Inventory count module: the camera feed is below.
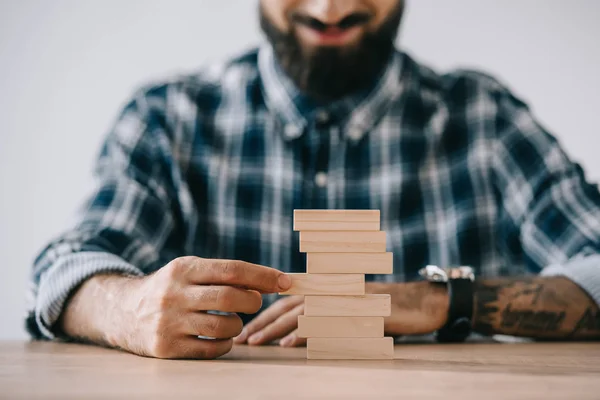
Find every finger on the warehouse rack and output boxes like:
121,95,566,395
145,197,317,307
279,330,307,348
183,286,262,314
247,304,304,346
233,296,303,344
154,337,233,360
182,312,243,339
178,257,292,293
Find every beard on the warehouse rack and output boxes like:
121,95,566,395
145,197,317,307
259,2,404,102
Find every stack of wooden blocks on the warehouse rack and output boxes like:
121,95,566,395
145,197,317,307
280,209,394,360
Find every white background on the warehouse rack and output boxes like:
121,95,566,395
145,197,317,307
1,0,599,339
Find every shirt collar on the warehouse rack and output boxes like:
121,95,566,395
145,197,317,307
258,44,405,142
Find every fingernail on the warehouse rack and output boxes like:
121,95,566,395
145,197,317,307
248,332,263,345
278,274,292,291
280,335,294,347
234,328,248,343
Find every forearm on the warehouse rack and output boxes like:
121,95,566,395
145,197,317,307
59,274,138,347
368,276,600,340
473,276,600,340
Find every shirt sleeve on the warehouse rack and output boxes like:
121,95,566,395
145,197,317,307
26,87,184,340
490,82,600,306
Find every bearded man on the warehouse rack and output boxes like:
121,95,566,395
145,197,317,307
28,0,600,359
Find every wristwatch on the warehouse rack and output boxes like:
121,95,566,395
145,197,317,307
418,265,475,343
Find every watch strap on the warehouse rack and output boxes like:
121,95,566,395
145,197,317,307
435,276,474,343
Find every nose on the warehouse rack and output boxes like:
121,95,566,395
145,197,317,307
300,0,365,25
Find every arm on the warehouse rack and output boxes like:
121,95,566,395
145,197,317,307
369,278,600,340
473,276,600,339
57,274,136,348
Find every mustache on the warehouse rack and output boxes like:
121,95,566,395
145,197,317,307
290,11,373,31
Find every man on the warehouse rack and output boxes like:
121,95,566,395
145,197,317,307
28,0,600,359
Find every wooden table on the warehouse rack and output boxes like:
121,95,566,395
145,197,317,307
1,341,599,399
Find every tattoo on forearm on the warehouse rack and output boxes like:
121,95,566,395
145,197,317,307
501,304,565,331
506,283,542,305
473,277,600,340
472,280,501,335
571,307,600,336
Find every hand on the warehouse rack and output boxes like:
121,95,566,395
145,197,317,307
61,256,291,359
233,295,306,347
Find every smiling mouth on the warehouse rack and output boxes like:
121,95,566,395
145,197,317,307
291,11,373,33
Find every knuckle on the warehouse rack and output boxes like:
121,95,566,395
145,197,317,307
219,261,241,283
200,286,220,307
204,315,223,336
162,256,204,286
215,287,235,311
188,317,205,339
164,258,185,279
273,298,292,313
273,314,287,327
165,256,197,280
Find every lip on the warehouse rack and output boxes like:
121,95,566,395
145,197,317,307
296,24,363,46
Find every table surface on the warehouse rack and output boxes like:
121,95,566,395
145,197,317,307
1,340,599,399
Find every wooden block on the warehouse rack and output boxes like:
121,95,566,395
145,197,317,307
297,316,384,338
279,274,365,295
306,252,393,274
304,295,391,317
294,210,380,231
307,337,394,360
299,231,386,253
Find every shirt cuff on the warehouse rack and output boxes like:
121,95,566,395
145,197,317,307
35,251,144,340
540,254,600,307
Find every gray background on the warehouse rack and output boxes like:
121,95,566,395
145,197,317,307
1,0,599,339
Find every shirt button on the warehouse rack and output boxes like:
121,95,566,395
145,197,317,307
315,111,330,125
284,124,302,139
315,172,328,188
348,127,363,141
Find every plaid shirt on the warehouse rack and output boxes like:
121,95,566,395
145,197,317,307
27,45,600,339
